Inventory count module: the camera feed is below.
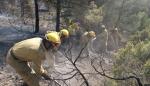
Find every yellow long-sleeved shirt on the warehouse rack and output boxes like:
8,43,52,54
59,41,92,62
12,37,47,75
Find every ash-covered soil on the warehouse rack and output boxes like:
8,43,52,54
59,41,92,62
0,51,113,86
0,65,22,86
0,64,61,86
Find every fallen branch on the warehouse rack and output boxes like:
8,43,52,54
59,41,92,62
91,61,143,86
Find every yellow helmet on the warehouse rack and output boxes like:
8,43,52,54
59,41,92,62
88,31,96,38
101,25,106,28
60,29,69,38
45,32,61,44
83,31,88,36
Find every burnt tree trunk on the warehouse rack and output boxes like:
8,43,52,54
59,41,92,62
34,0,39,33
20,0,24,18
19,0,25,24
56,0,61,32
114,0,125,28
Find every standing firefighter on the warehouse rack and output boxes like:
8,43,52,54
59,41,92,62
80,31,96,56
6,29,69,86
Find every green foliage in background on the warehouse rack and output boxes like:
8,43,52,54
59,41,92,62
113,28,150,85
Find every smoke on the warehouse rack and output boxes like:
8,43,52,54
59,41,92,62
43,51,55,74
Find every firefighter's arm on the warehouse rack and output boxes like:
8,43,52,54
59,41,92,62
32,60,51,80
32,60,47,75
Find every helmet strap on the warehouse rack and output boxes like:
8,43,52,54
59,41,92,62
42,38,53,50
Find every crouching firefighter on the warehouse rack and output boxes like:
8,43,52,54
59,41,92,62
6,29,69,86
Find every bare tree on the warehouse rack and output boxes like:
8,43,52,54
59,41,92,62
34,0,39,33
45,42,90,86
114,0,126,28
62,42,89,86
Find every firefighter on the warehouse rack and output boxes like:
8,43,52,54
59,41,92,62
6,30,69,86
80,31,96,45
46,29,69,41
80,31,96,56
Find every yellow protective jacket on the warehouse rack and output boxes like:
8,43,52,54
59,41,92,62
11,37,47,75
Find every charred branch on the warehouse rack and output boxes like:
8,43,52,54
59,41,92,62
91,59,143,86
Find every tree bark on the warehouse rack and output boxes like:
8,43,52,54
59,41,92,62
114,0,125,28
34,0,39,33
56,0,61,32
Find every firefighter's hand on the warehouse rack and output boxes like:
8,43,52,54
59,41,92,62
41,73,51,80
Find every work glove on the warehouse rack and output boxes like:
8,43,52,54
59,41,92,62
41,73,51,80
20,82,28,86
